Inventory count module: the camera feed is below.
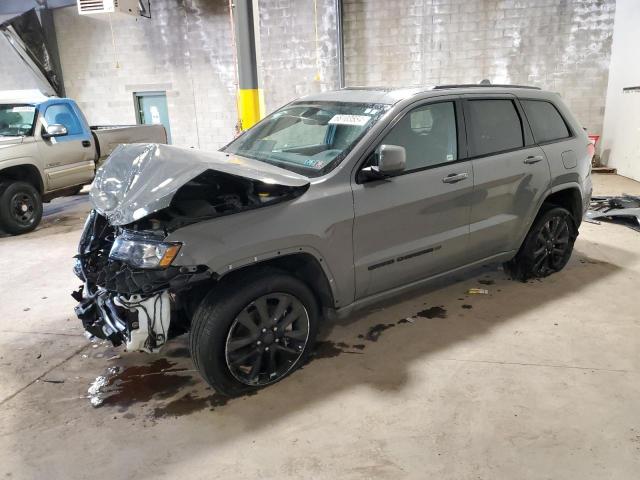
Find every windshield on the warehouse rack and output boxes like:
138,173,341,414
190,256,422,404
223,101,388,177
0,104,37,137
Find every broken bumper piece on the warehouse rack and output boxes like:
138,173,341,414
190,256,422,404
73,286,172,353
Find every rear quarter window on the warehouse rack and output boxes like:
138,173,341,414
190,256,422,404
521,100,571,144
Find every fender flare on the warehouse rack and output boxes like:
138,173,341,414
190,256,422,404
212,245,343,307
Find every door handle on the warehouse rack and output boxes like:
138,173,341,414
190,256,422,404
82,140,91,148
524,155,544,164
442,172,469,184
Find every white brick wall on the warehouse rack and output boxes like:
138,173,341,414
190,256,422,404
258,0,340,114
53,0,237,151
343,0,616,135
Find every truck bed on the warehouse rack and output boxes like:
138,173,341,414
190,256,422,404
91,124,167,164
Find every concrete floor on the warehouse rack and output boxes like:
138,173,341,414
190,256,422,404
1,175,639,479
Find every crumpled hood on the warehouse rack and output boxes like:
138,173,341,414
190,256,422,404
90,143,310,226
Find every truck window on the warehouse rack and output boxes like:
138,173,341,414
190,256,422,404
43,103,82,135
0,104,36,136
521,100,571,143
466,99,524,157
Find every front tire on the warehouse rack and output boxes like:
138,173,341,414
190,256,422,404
0,181,43,235
504,206,577,282
190,268,319,396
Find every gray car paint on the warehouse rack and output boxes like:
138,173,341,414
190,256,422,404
103,86,590,316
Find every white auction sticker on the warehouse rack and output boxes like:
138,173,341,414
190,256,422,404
328,114,371,126
11,106,35,113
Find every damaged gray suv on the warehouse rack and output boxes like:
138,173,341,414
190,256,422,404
73,85,592,396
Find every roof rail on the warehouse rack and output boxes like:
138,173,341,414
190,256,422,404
433,84,541,90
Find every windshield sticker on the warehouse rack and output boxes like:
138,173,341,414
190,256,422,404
303,159,326,169
328,114,371,126
11,106,35,113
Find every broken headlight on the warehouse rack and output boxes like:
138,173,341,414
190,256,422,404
109,233,181,269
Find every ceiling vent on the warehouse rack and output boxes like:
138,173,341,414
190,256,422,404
77,0,143,17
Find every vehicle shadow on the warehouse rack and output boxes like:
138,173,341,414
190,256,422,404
6,238,631,477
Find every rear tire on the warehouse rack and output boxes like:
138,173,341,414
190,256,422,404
504,206,577,282
190,268,320,397
0,181,43,235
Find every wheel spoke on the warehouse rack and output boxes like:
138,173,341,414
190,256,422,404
283,330,307,341
229,348,257,366
227,335,257,352
270,295,291,323
236,311,259,335
533,252,548,271
266,348,277,377
279,304,303,329
248,352,263,382
254,297,270,325
274,343,299,355
533,245,546,256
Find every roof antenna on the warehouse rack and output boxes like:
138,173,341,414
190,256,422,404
480,79,491,85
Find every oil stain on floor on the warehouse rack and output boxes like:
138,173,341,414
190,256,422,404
87,304,452,418
87,358,196,411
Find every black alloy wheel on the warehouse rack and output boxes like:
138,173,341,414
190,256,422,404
225,293,310,386
530,214,572,276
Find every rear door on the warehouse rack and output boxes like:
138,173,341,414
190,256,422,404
36,101,95,191
463,95,551,259
352,97,475,299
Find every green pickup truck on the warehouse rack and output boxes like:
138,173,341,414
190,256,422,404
0,90,166,235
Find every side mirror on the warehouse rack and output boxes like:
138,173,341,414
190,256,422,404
377,144,406,174
359,144,406,182
42,124,68,139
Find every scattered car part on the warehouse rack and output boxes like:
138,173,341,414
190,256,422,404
586,195,640,232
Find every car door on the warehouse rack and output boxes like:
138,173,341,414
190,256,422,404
352,98,474,299
463,95,551,259
36,101,95,191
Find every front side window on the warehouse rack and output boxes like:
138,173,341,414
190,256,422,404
223,102,388,177
381,101,458,171
466,99,524,157
0,104,36,136
521,99,570,143
43,103,82,135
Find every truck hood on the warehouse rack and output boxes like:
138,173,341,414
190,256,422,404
90,143,310,226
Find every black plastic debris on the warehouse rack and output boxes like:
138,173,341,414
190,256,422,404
586,195,640,232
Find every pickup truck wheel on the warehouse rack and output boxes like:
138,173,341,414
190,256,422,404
190,269,319,397
504,206,577,282
0,181,43,235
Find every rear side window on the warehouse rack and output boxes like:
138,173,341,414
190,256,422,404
43,103,82,135
466,99,523,157
521,100,570,143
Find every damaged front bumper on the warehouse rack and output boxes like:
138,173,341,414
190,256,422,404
72,210,212,352
73,286,172,352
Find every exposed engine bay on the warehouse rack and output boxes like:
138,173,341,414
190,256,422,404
72,143,310,352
